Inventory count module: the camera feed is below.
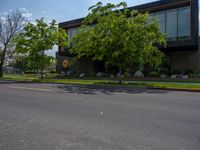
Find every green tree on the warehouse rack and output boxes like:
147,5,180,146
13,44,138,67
15,18,68,80
70,2,166,83
10,54,26,72
11,54,55,74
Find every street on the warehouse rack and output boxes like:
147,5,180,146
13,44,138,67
0,81,200,150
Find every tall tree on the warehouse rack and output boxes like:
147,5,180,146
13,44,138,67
0,10,25,77
70,2,166,83
15,18,68,80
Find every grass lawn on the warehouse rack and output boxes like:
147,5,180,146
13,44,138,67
1,74,200,91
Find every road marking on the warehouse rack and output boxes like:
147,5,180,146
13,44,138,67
8,86,54,92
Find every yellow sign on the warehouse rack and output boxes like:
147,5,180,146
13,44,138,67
63,59,69,69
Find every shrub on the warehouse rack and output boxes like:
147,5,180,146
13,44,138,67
149,71,160,78
188,72,199,78
50,70,56,73
159,68,170,75
172,70,181,75
84,73,96,77
184,69,195,75
124,71,131,78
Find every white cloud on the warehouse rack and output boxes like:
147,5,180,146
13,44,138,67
3,12,8,15
22,12,32,18
29,21,36,25
0,16,6,23
19,8,27,11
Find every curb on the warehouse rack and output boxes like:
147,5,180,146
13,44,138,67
1,79,200,93
151,87,200,93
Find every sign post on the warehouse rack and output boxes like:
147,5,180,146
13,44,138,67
62,59,69,74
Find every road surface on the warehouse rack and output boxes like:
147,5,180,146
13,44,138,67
0,81,200,150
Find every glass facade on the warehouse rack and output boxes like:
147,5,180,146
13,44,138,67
151,6,191,41
166,9,178,41
68,25,96,39
178,7,191,39
67,7,191,42
68,27,80,39
154,11,166,33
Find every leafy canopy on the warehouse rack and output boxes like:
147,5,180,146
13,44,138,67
15,18,68,53
70,1,166,71
15,18,68,79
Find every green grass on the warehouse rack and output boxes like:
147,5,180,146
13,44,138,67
1,74,200,91
1,74,38,81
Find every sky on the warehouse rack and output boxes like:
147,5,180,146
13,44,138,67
0,0,158,23
0,0,198,56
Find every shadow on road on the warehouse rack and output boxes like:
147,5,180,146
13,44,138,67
0,80,170,95
56,84,170,95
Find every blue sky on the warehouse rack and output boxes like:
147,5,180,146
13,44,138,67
0,0,158,23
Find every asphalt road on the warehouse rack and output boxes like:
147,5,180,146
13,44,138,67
0,81,200,150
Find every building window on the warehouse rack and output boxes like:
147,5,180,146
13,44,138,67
178,7,191,40
150,6,191,41
154,11,166,33
68,27,80,39
166,9,178,41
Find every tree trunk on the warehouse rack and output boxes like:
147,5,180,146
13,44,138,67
0,45,7,78
118,66,122,84
0,63,3,78
40,51,45,80
40,59,44,80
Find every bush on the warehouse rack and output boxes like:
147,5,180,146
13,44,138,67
184,69,195,75
188,72,199,78
25,74,37,78
50,70,56,73
124,72,131,78
172,70,181,75
25,71,37,74
84,73,96,77
149,71,160,78
159,68,170,75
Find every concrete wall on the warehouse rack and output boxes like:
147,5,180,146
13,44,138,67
56,55,94,74
169,46,200,73
70,57,94,74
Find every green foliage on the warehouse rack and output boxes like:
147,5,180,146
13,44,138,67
150,71,161,78
184,70,199,78
11,55,25,71
11,54,55,74
14,18,68,79
158,68,170,75
172,70,181,75
184,69,195,75
70,1,166,76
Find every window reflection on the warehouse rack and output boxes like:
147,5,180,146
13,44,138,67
151,6,191,41
67,7,191,42
178,7,191,40
154,11,166,33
